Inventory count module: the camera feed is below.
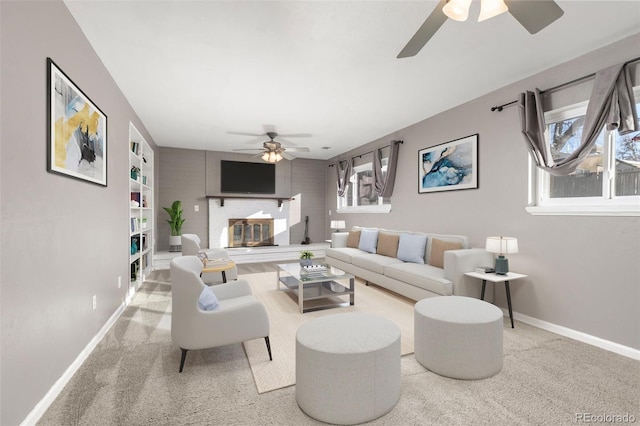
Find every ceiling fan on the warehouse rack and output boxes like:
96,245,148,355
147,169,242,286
232,132,310,163
397,0,564,58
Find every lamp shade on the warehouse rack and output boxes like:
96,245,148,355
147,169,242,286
443,0,472,21
485,236,518,255
330,220,346,230
478,0,508,22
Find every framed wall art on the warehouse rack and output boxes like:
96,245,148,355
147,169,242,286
47,58,107,186
418,133,478,194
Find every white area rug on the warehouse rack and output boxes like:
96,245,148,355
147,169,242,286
241,270,415,393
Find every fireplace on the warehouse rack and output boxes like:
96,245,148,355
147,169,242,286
228,218,275,248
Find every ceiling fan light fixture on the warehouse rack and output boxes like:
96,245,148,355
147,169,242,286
261,152,270,162
275,152,283,162
478,0,508,22
442,0,472,22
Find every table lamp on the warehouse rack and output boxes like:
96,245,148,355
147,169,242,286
330,220,346,233
485,236,518,275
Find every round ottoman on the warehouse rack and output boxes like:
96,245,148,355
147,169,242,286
296,312,401,425
414,296,503,380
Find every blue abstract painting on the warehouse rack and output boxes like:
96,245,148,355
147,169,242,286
418,134,478,193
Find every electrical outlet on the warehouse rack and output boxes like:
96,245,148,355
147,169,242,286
118,276,122,289
92,295,97,310
194,204,199,212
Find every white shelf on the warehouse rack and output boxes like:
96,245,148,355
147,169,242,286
129,123,154,292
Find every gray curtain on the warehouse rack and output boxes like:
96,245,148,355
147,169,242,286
336,159,353,197
374,141,400,197
518,62,638,176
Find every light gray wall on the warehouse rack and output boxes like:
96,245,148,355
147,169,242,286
0,2,157,424
326,33,640,350
158,147,208,249
158,148,327,249
291,159,327,245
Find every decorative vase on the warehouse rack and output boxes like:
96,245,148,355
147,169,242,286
169,235,182,252
300,259,313,267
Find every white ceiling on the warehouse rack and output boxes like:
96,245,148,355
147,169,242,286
64,1,640,160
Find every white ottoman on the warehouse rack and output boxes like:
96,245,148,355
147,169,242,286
296,313,401,425
414,296,503,380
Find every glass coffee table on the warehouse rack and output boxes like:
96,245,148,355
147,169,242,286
277,263,355,313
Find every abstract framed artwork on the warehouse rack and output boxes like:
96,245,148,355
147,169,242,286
47,58,107,186
418,133,478,194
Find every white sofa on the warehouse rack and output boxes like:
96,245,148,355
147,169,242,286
326,227,494,302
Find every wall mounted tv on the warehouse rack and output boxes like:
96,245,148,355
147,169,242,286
220,160,276,194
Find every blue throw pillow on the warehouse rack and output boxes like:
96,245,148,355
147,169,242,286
397,233,428,264
198,286,219,311
358,229,379,254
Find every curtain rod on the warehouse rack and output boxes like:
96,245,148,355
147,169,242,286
327,140,403,167
490,56,640,112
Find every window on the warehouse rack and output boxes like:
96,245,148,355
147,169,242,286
337,160,391,213
527,88,640,216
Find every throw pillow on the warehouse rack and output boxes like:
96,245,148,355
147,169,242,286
377,232,400,258
429,238,464,269
198,286,220,311
397,233,428,264
347,230,361,248
358,229,379,254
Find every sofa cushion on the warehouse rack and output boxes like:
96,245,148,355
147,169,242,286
347,230,361,248
429,238,464,269
358,229,379,254
383,263,453,296
351,253,404,275
377,232,400,258
397,233,428,264
325,247,363,264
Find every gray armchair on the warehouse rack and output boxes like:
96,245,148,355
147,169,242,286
181,233,238,284
170,256,272,372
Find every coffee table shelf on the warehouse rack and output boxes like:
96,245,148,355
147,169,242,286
277,263,355,313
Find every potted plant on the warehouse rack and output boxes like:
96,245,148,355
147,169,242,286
163,200,185,252
299,250,314,267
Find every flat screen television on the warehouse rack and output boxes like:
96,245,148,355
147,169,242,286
220,160,276,194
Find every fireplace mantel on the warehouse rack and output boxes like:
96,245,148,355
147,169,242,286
207,195,294,207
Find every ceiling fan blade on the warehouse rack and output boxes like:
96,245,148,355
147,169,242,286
232,148,263,152
283,147,310,152
277,133,312,138
397,0,448,59
281,151,296,161
505,0,564,34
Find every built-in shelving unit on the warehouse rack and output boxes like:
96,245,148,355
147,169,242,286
129,123,154,295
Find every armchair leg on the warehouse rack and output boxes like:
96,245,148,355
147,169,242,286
264,336,273,361
179,348,188,373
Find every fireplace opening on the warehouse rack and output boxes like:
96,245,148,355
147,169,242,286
228,218,275,248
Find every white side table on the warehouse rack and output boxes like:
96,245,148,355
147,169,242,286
464,271,528,328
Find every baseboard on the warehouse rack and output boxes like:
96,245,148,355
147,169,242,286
503,308,640,361
21,300,128,426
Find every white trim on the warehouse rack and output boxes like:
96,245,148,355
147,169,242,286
525,204,640,216
21,301,128,426
336,204,392,214
502,308,640,361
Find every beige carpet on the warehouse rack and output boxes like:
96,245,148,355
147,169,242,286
38,270,640,425
240,270,415,393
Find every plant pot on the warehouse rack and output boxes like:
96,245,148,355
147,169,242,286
300,259,313,267
169,235,182,252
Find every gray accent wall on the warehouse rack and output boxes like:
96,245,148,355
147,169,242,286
326,33,640,351
158,148,327,249
1,2,157,424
